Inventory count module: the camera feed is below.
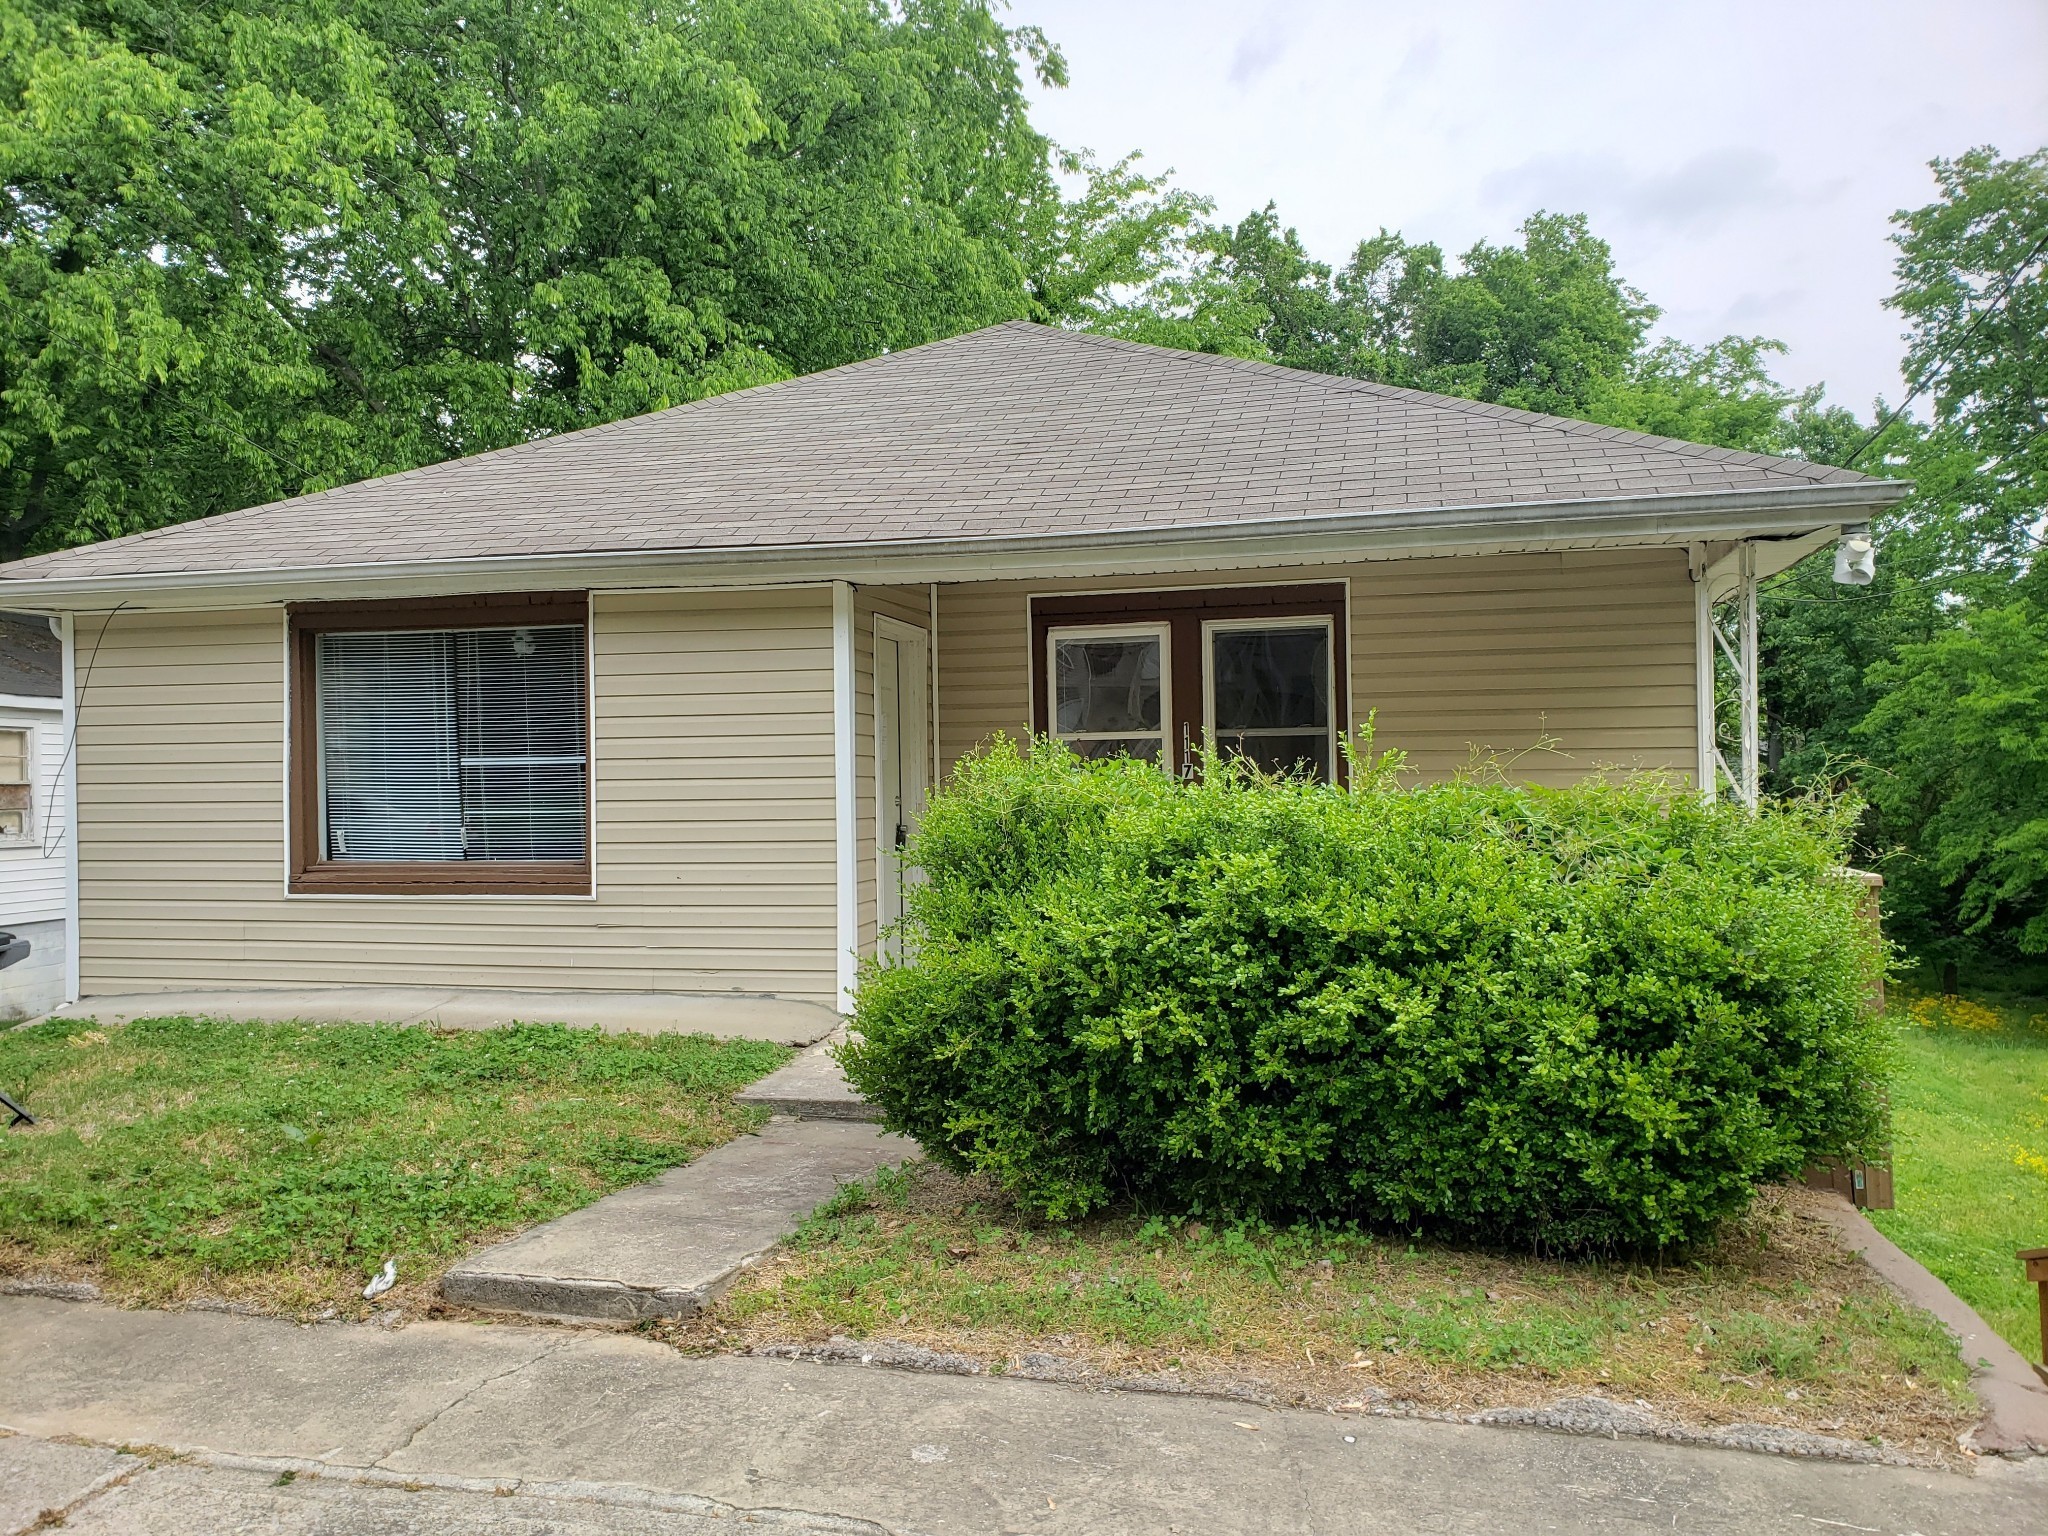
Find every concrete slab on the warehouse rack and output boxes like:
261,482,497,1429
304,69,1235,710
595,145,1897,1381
441,1120,915,1323
0,1432,139,1535
40,987,841,1045
0,1297,561,1465
53,1460,879,1536
735,1033,880,1121
4,1297,2044,1535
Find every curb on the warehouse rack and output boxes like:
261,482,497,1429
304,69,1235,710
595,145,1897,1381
750,1337,1915,1467
1806,1193,2048,1457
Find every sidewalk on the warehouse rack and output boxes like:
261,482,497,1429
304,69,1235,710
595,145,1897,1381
2,1296,2043,1535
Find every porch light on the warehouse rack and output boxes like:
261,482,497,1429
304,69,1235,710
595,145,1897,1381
1833,527,1876,586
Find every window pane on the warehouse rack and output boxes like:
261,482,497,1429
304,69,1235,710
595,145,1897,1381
318,632,463,860
455,627,588,860
1066,736,1164,764
0,729,26,786
1054,636,1162,734
316,624,587,863
1211,626,1330,732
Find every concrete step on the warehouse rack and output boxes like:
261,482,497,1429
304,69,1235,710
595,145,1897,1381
733,1034,880,1122
441,1119,914,1325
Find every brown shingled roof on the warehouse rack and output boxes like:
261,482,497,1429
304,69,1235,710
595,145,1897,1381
0,321,1894,585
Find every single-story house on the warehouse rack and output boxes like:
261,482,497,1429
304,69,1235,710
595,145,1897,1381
0,323,1904,1014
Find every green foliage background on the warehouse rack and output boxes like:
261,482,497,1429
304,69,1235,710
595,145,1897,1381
843,741,1889,1250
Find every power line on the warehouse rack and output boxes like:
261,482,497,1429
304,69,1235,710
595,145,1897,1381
1838,226,2048,471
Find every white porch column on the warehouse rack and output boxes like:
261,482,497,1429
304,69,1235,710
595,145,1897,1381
832,581,860,1011
1690,546,1715,802
831,577,864,1011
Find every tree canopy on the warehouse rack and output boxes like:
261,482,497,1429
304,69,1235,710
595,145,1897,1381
0,0,1072,557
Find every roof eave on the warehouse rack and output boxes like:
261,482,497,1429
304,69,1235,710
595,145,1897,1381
0,480,1908,612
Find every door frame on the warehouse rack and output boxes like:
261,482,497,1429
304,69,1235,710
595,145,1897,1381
872,613,931,949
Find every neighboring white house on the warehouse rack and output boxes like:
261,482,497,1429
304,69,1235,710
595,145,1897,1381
0,612,67,1019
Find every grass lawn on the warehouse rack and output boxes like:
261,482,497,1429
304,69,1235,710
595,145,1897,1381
0,1014,788,1316
1869,989,2048,1361
663,1163,1977,1463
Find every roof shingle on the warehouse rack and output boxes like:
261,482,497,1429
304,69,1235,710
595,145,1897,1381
0,322,1894,585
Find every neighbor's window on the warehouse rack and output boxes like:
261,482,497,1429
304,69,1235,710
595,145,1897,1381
291,596,590,894
0,728,32,840
1204,618,1336,780
1047,623,1170,764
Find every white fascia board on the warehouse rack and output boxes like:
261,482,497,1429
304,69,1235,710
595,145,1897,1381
0,481,1909,614
0,693,63,713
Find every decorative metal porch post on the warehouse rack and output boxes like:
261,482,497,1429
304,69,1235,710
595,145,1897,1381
1703,541,1761,809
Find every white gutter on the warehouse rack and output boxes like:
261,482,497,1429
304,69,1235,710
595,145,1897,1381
831,582,859,1013
0,481,1908,613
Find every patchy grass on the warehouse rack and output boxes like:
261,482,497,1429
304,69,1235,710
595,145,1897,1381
660,1163,1975,1463
0,1015,787,1316
1870,988,2048,1360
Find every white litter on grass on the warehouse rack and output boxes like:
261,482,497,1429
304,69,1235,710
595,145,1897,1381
362,1258,397,1301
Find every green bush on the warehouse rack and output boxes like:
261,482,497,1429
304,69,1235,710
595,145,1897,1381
842,738,1889,1251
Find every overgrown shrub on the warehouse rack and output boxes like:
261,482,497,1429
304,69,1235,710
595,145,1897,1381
841,737,1889,1251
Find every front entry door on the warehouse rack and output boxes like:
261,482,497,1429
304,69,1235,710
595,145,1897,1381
874,616,931,956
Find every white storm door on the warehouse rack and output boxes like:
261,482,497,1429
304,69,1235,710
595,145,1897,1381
874,616,931,955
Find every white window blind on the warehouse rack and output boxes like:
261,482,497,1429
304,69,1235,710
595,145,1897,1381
315,625,587,863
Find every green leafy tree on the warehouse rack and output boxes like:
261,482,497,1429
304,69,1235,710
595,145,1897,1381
1856,592,2048,955
1831,148,2048,961
0,0,1067,557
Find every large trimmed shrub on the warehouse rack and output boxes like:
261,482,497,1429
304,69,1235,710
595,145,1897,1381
842,738,1889,1251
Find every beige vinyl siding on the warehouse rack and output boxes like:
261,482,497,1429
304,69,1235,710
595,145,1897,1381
852,585,932,954
74,590,840,1003
936,548,1696,788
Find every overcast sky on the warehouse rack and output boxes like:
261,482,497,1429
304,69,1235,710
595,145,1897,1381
1016,0,2048,415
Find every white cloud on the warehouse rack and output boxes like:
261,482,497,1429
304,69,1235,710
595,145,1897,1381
1479,148,1823,234
1228,21,1289,88
1018,0,2048,411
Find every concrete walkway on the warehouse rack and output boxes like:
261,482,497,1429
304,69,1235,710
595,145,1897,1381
443,1119,915,1322
2,1296,2043,1534
737,1031,881,1121
43,987,842,1045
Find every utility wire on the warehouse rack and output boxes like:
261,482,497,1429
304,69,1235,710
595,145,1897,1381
42,602,127,861
1838,227,2048,471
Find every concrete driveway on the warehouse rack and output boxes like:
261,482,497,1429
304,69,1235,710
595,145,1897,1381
1,1295,2043,1535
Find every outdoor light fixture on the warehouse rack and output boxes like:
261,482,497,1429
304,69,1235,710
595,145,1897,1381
1833,526,1876,585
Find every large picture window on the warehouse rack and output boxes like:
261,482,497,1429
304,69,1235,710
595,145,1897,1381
290,594,591,895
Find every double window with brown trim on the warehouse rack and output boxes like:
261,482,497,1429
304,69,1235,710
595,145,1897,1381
1030,583,1348,782
288,592,592,896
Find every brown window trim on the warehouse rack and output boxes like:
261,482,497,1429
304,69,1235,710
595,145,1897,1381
288,591,593,897
1030,583,1349,783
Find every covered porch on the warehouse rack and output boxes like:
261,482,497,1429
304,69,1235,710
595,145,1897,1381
847,530,1824,999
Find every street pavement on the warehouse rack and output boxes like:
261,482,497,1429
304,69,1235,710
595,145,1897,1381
2,1295,2044,1534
